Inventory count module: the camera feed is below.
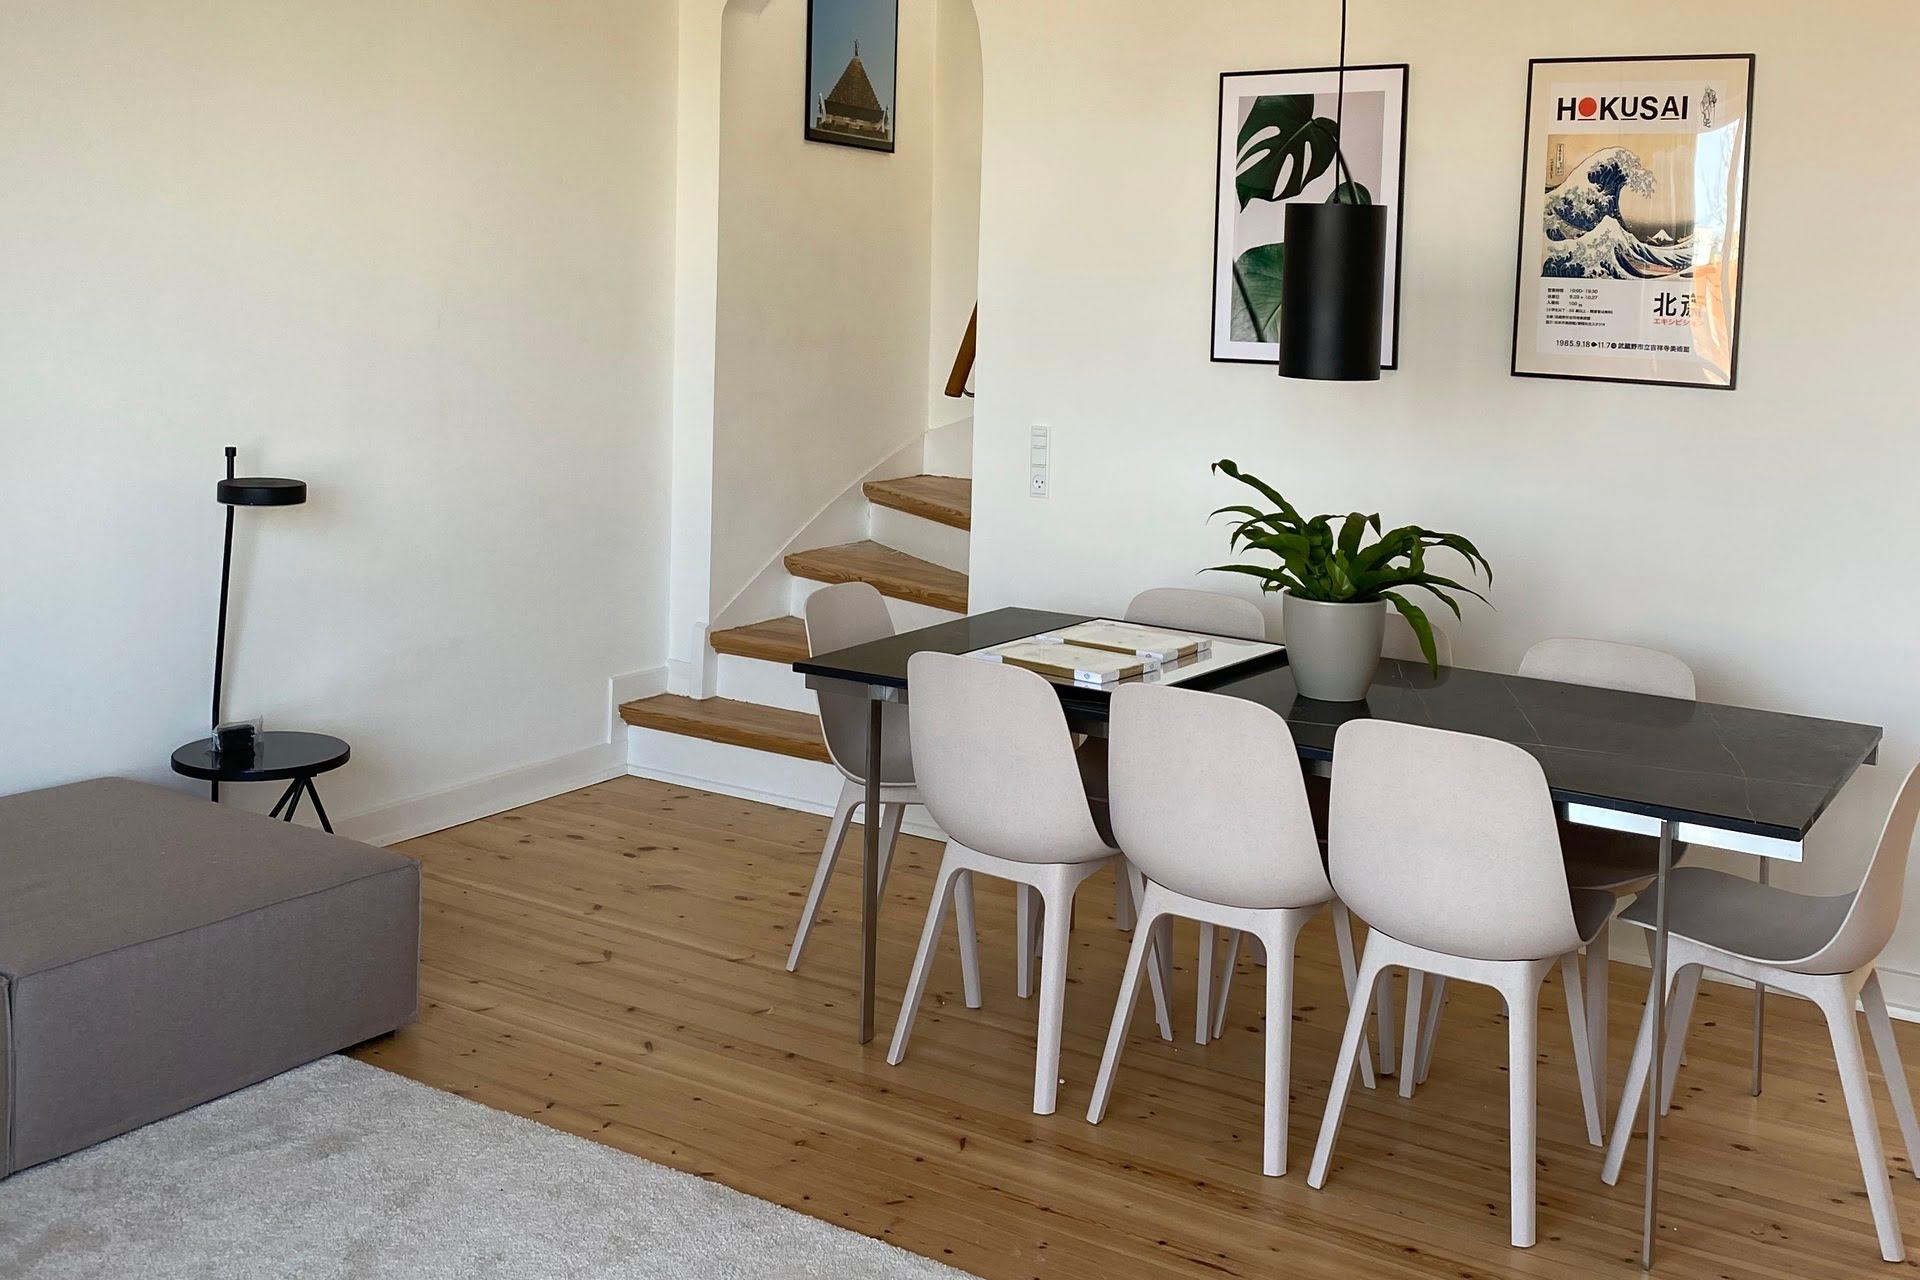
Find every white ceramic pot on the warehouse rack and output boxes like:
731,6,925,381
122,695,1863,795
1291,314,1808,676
1281,593,1387,702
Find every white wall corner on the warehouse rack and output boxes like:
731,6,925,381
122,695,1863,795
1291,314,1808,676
339,742,628,849
668,625,717,698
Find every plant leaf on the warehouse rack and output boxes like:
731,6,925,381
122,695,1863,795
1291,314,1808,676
1236,95,1339,209
1327,180,1373,205
1381,591,1440,674
1227,244,1287,344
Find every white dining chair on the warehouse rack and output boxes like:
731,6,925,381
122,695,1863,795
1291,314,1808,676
1208,621,1460,1067
786,582,939,973
1602,760,1920,1263
888,652,1170,1115
1402,638,1698,1104
1309,719,1609,1248
1086,683,1373,1176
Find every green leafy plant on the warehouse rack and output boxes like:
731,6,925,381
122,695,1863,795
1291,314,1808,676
1229,95,1372,343
1206,459,1492,672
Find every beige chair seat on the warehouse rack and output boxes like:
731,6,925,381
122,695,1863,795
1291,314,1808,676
1618,865,1855,970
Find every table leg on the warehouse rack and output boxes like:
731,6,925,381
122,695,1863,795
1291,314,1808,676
861,700,882,1045
210,780,220,803
1642,820,1675,1270
304,778,334,834
280,780,304,824
268,779,300,819
1750,859,1769,1096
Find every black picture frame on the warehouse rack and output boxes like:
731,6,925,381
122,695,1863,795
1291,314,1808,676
804,0,900,154
1508,53,1757,391
1210,63,1410,370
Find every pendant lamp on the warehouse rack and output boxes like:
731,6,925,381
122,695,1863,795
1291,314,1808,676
1278,0,1389,381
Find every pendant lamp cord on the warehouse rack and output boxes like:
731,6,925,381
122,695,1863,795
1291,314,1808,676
1332,0,1355,196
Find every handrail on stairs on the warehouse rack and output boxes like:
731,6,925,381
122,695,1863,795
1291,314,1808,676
943,306,976,400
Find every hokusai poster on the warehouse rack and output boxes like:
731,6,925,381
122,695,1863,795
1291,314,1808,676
1511,54,1756,389
1212,65,1409,367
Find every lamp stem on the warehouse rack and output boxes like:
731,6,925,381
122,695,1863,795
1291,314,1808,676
212,446,236,732
1332,0,1354,194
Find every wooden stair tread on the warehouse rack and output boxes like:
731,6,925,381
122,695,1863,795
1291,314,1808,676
862,474,972,530
784,540,968,613
620,695,828,763
709,616,808,664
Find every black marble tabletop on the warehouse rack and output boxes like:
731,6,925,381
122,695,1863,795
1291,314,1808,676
796,606,1883,843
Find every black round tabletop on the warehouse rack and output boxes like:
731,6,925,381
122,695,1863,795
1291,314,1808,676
171,731,350,783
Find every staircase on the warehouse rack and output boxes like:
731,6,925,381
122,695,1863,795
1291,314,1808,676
621,471,970,811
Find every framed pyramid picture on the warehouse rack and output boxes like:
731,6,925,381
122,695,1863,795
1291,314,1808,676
806,0,898,153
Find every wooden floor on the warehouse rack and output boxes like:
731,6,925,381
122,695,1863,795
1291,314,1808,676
353,776,1920,1278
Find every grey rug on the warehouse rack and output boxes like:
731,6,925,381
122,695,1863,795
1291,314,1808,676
0,1056,970,1280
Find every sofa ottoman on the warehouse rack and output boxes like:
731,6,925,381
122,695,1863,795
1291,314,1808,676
0,777,419,1177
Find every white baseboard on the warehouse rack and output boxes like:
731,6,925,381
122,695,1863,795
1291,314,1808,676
626,726,943,840
339,741,628,848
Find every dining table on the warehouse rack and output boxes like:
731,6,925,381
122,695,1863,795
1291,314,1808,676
794,605,1883,1269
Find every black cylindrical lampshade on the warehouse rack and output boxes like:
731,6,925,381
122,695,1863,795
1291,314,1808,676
1278,201,1390,382
217,476,307,506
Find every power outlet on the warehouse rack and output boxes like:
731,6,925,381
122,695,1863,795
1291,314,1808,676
1029,424,1050,500
1029,469,1050,498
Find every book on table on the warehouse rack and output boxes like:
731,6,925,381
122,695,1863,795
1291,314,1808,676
1038,619,1213,663
972,639,1153,687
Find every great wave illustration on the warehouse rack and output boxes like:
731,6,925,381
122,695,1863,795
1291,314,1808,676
1542,146,1692,280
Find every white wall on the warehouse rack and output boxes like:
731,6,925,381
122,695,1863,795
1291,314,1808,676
709,0,978,615
926,0,982,435
969,2,1920,968
0,0,677,837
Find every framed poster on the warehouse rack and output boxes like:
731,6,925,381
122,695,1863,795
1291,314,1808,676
1212,65,1409,367
1510,54,1756,389
805,0,898,153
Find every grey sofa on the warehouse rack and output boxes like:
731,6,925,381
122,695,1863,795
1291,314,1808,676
0,777,419,1177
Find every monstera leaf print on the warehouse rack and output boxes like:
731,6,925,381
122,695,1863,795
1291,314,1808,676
1235,94,1340,209
1229,243,1286,343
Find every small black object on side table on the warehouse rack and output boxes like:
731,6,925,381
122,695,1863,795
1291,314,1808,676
172,732,351,833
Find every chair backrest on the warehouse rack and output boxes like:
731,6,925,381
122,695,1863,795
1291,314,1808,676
804,582,912,784
1109,683,1331,910
1125,588,1266,641
905,652,1112,864
1798,761,1920,974
1519,637,1696,700
1328,719,1582,961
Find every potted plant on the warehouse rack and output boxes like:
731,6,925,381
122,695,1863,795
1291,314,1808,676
1207,459,1492,701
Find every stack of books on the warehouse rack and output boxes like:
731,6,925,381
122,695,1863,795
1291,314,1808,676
971,621,1214,688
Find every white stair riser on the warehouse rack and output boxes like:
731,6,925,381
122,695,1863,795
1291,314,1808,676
869,505,970,574
715,653,815,714
625,725,943,840
789,577,960,633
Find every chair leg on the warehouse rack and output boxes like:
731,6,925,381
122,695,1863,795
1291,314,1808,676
1309,941,1387,1189
1399,969,1425,1099
1086,899,1163,1125
1032,868,1080,1115
1659,964,1703,1116
1197,923,1216,1045
1415,977,1446,1084
1505,972,1544,1249
876,801,906,891
1127,866,1175,1042
953,869,983,1009
1603,958,1682,1186
1016,883,1038,999
1863,972,1920,1178
1113,865,1135,930
1262,923,1298,1177
786,784,858,972
1211,928,1242,1040
1585,923,1610,1113
1561,953,1603,1147
1375,967,1398,1076
886,854,963,1067
1816,980,1907,1262
1328,904,1375,1091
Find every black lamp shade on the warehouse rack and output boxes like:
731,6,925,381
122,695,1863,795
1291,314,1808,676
1278,201,1390,382
217,476,307,507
